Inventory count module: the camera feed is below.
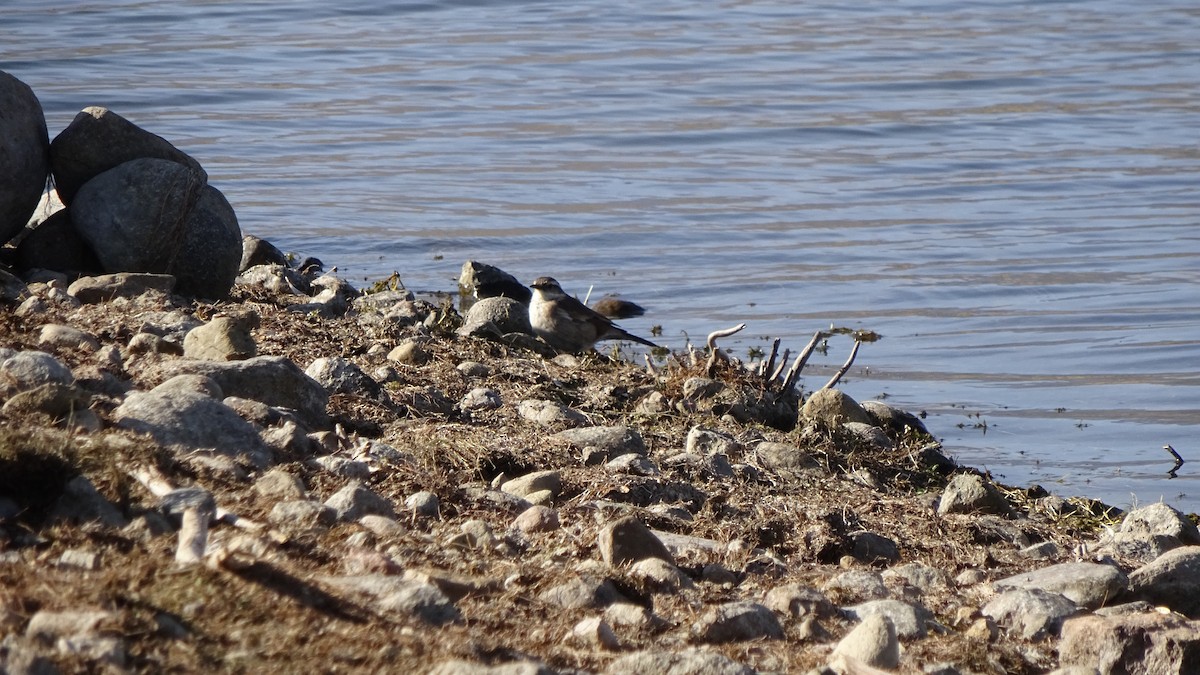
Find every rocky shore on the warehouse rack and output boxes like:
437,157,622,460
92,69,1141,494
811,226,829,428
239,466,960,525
3,69,1200,675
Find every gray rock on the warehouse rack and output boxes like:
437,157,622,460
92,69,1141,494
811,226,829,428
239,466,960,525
937,472,1015,516
17,209,103,276
464,384,506,413
114,388,272,467
1059,612,1200,675
849,530,900,564
238,234,288,271
323,575,458,625
253,469,306,501
861,399,930,437
686,427,743,456
1,381,88,421
822,569,888,602
386,339,430,366
25,608,116,640
500,470,562,499
881,563,950,595
571,616,620,650
832,613,901,670
311,455,371,480
630,557,694,592
359,514,404,539
754,441,822,472
606,453,660,476
163,356,330,428
67,271,176,302
763,584,836,620
457,295,533,339
801,388,874,426
0,72,50,244
49,106,206,205
429,660,552,675
981,588,1079,639
681,377,723,400
1126,545,1200,617
692,601,784,643
517,399,587,427
1,350,74,389
844,598,933,639
1019,541,1061,560
1,269,30,304
538,576,625,610
994,561,1128,610
324,482,396,522
598,516,675,566
37,324,100,354
305,356,386,402
1118,502,1200,544
183,313,258,361
269,500,335,531
512,505,559,534
170,184,242,299
152,374,223,399
603,648,753,675
552,424,646,462
842,421,895,450
406,491,440,518
459,261,530,303
71,158,203,268
457,361,490,378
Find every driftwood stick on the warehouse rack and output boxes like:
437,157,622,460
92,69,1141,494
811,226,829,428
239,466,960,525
762,338,781,381
819,339,862,391
769,348,791,383
127,465,263,533
781,331,824,392
705,323,747,376
1165,444,1185,477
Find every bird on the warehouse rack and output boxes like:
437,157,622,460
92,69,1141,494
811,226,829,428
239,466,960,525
528,276,658,353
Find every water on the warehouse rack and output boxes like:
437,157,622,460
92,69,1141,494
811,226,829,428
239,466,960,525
4,0,1199,512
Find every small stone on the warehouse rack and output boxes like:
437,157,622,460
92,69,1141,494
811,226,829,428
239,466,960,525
1019,541,1060,560
702,563,739,587
994,561,1128,610
598,516,674,566
254,469,307,501
1,350,74,389
513,505,559,534
387,340,429,365
182,312,258,361
1126,545,1200,617
57,549,101,571
832,614,901,669
849,530,900,564
457,361,490,378
981,588,1079,640
500,470,562,499
763,584,836,620
681,377,723,399
937,473,1015,516
270,500,336,531
571,617,620,650
552,425,647,463
822,569,888,602
406,491,440,518
38,324,100,352
604,648,752,675
630,557,694,592
692,601,784,643
956,569,987,586
801,388,874,426
844,599,933,639
359,515,405,539
604,602,667,631
539,576,625,610
686,426,743,455
461,387,502,411
518,399,587,426
324,482,396,522
605,453,660,476
312,455,372,479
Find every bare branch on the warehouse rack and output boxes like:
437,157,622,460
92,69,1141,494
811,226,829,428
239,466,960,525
762,338,781,381
705,323,746,376
819,339,862,391
1165,444,1185,477
769,348,791,383
781,331,824,392
127,464,264,533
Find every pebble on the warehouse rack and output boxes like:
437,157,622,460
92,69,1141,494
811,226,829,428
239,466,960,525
630,557,694,592
406,491,441,518
832,614,901,669
598,516,675,566
38,324,100,352
517,399,587,426
692,601,784,643
500,470,562,499
254,469,307,501
571,617,620,650
324,482,396,522
981,588,1079,640
512,505,559,534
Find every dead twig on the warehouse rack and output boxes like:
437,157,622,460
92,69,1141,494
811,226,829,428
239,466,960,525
1164,444,1185,477
761,338,781,381
705,323,746,376
819,339,862,391
769,348,791,383
781,331,823,392
127,464,264,533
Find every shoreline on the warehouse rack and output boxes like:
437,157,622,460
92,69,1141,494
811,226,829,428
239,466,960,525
1,255,1199,673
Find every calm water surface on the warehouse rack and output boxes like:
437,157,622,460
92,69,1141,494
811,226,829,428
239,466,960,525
4,0,1199,511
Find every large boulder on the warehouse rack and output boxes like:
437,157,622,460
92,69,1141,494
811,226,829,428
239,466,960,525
0,71,50,244
48,106,206,205
70,158,240,298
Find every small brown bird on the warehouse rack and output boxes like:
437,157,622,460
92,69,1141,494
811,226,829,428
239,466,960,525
528,277,658,353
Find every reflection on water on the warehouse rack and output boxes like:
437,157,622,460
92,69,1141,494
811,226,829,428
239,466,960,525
4,0,1199,510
